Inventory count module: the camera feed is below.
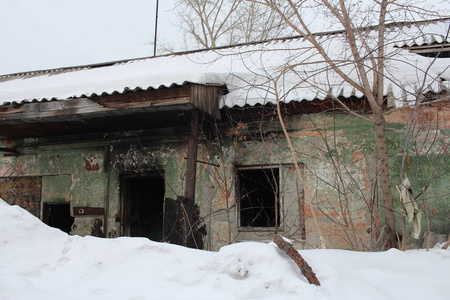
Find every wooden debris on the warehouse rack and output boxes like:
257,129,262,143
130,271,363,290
273,234,321,286
442,234,450,250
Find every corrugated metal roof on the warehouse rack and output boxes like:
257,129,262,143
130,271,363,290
0,18,449,108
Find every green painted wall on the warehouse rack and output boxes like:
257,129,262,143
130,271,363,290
0,106,448,250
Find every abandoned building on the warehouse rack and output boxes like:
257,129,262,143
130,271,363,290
0,18,449,251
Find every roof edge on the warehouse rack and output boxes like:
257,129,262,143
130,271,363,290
1,17,449,79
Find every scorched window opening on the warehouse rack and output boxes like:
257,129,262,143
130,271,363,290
237,166,280,228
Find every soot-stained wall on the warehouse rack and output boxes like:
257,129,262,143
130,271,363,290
1,105,448,250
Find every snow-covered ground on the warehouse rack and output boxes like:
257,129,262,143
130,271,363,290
1,199,449,300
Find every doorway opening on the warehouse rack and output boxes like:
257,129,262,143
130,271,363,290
121,172,165,241
43,203,74,234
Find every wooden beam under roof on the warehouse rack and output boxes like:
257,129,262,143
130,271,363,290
0,84,225,139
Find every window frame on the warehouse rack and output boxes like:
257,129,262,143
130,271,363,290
235,164,284,232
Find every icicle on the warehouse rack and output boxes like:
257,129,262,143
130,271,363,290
387,83,395,108
402,85,408,107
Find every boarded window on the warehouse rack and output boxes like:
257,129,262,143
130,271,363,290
0,176,42,218
0,175,74,233
237,167,280,228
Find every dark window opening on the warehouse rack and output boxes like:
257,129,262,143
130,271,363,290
237,167,280,227
43,203,74,234
121,173,165,241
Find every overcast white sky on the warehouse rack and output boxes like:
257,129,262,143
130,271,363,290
1,0,448,75
0,0,178,75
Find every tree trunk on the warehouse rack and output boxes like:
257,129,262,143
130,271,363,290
373,112,397,248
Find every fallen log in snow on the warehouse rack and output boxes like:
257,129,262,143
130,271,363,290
273,234,320,286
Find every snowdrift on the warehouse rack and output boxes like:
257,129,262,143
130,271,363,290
0,199,449,300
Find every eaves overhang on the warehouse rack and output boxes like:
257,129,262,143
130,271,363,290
0,83,225,139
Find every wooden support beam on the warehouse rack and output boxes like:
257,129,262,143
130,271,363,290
73,207,105,216
183,110,199,247
0,97,192,120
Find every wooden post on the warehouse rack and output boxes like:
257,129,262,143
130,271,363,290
183,110,199,247
273,234,321,286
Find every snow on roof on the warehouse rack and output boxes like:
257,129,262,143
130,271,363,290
0,19,449,108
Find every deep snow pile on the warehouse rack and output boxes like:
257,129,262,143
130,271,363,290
0,199,449,300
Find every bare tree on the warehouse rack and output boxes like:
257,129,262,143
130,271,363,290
175,0,242,48
240,0,448,248
174,0,294,49
163,0,448,249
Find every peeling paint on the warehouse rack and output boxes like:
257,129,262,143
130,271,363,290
1,107,448,250
85,154,100,171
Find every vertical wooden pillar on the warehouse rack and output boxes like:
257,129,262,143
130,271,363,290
183,110,199,246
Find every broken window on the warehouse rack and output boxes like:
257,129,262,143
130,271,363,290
237,166,280,228
0,175,74,233
43,203,74,234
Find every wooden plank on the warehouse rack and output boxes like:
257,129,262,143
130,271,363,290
96,97,191,109
91,86,191,105
0,86,192,116
190,84,223,119
73,206,105,216
223,96,371,120
0,105,27,114
0,84,224,124
0,98,101,117
0,97,192,121
37,98,98,111
410,48,450,54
